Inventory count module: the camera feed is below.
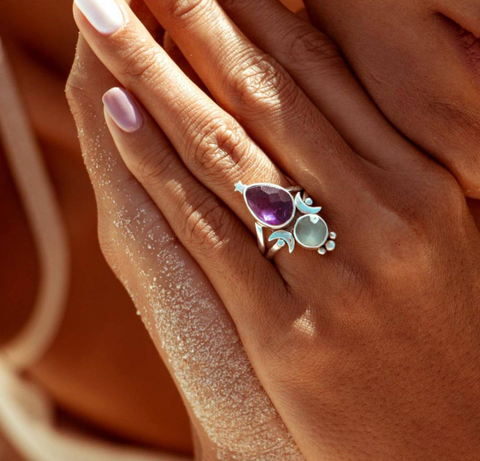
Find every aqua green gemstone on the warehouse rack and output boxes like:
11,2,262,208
294,214,328,249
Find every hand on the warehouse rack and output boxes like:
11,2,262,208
301,0,480,200
69,0,480,460
67,1,300,459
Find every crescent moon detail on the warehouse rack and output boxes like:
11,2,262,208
268,231,295,253
295,192,322,214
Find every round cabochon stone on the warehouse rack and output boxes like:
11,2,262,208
294,214,328,248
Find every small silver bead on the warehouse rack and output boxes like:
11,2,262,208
325,240,336,252
318,247,327,255
329,232,337,240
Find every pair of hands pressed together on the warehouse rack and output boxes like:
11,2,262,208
67,0,480,459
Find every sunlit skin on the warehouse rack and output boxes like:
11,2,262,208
68,0,480,456
2,0,480,458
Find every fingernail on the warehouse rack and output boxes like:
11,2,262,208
74,0,124,36
103,88,144,133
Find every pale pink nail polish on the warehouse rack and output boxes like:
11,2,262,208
74,0,124,36
103,88,144,133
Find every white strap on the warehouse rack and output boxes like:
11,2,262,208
0,359,188,461
0,38,70,370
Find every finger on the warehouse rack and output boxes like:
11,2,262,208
102,86,287,324
67,37,301,459
73,0,299,234
132,0,204,90
144,0,365,191
102,87,304,458
215,0,422,170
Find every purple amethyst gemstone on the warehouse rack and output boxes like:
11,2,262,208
245,185,295,227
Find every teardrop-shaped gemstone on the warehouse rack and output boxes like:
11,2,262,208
294,214,328,248
245,184,295,227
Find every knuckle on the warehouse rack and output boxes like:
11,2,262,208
229,53,296,113
165,0,208,22
396,171,464,224
353,171,464,280
427,173,466,212
285,27,344,71
186,118,247,184
379,217,426,262
66,41,106,121
65,70,94,118
65,73,82,105
182,194,235,255
97,213,123,269
135,144,177,189
365,202,433,275
98,232,118,265
119,42,164,82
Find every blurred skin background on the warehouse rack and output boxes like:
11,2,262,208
0,0,302,457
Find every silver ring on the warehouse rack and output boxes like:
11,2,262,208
235,181,337,259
